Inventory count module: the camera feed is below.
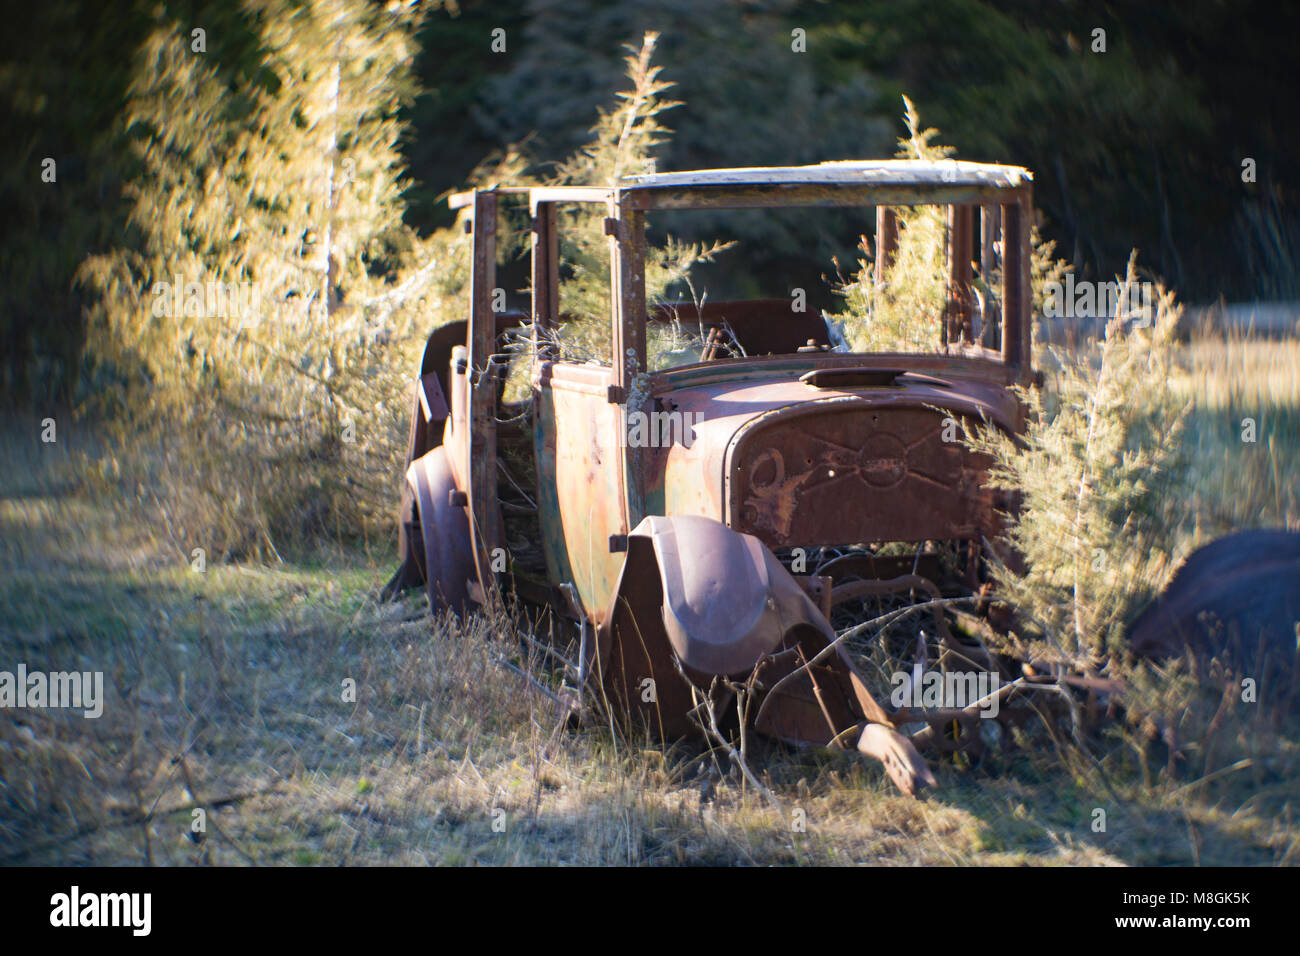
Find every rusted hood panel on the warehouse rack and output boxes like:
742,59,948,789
646,356,1019,539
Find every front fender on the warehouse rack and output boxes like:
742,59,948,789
599,515,920,786
619,514,831,675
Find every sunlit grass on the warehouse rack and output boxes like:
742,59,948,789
2,370,1298,865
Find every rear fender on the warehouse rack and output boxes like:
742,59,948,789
406,446,475,612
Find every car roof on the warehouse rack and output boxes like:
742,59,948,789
452,159,1034,211
622,159,1032,190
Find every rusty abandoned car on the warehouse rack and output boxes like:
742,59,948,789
382,161,1299,796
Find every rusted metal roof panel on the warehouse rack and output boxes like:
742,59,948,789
504,162,1033,212
622,159,1032,190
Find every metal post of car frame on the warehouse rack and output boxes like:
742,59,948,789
947,204,975,345
980,204,1000,348
1018,186,1034,375
1001,193,1031,381
610,197,647,386
609,195,647,532
875,206,898,286
469,190,504,589
531,199,559,363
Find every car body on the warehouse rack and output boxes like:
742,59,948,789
387,160,1039,794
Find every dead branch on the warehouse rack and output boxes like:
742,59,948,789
671,658,781,809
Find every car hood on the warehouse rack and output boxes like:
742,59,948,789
639,355,1021,543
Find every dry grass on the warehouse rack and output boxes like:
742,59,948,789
2,399,1298,865
1178,337,1300,410
1154,332,1300,543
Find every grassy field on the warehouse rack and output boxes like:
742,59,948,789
1,334,1298,866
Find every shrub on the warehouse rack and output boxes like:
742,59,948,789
545,32,730,367
965,256,1192,672
830,97,951,353
830,97,1068,353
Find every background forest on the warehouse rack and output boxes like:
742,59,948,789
4,0,1298,406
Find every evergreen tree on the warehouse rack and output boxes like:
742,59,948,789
79,0,430,556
